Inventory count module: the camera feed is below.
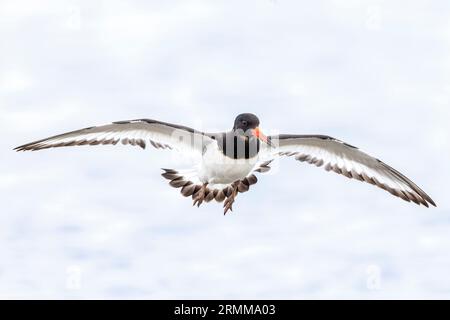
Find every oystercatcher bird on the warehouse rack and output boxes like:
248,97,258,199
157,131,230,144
15,113,435,213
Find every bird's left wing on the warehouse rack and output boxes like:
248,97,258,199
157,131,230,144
14,119,210,156
263,134,436,207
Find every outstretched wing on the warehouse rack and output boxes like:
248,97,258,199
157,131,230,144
265,134,436,207
14,119,210,156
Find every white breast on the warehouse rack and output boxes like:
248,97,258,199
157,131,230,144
198,142,258,184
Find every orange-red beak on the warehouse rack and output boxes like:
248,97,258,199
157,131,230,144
252,127,270,145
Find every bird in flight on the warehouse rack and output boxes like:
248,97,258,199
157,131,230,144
15,113,435,214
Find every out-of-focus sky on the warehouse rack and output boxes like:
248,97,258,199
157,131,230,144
1,0,449,299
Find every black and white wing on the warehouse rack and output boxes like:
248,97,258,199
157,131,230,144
265,134,436,207
14,119,210,156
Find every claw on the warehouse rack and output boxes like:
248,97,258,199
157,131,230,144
223,200,233,214
192,183,208,207
223,203,233,215
223,183,238,215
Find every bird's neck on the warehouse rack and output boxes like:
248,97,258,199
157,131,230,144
217,132,260,159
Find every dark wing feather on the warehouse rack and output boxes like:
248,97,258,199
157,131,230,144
14,119,210,156
264,134,436,207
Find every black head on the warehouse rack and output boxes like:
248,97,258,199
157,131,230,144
233,113,260,132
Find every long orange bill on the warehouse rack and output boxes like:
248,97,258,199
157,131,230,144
252,127,271,146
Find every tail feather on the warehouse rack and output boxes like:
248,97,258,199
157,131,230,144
161,161,271,213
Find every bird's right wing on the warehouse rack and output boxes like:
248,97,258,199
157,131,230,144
14,119,212,158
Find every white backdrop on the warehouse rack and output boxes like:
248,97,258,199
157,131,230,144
1,0,449,299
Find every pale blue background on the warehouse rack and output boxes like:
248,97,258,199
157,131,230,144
1,0,449,299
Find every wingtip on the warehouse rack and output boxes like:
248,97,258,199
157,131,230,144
422,194,437,208
427,194,437,207
14,142,37,152
418,197,436,208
